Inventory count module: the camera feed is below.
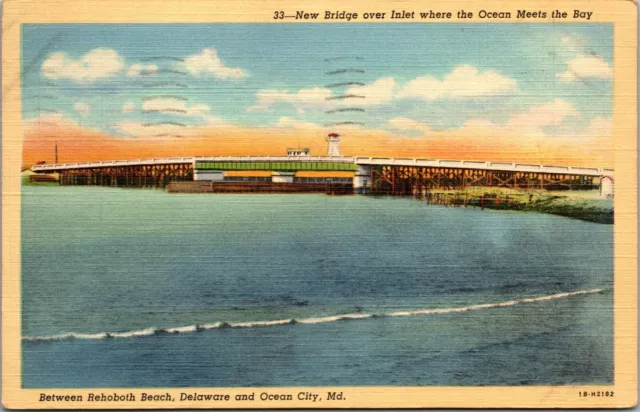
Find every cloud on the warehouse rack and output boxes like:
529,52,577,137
202,115,233,128
248,88,332,111
127,64,158,77
457,99,580,138
345,78,396,106
114,114,232,137
122,102,136,113
183,48,247,79
23,112,101,132
141,98,211,116
41,48,124,83
114,102,231,137
275,117,322,130
584,116,612,137
398,65,517,101
560,35,587,50
557,55,613,82
24,113,67,127
74,102,91,117
115,97,231,137
248,80,397,111
249,66,517,111
388,99,581,138
388,117,432,133
113,121,188,138
462,99,581,138
505,99,580,134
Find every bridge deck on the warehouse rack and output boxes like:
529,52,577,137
31,156,613,177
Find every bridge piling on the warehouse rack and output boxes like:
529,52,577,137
32,156,611,195
369,165,601,195
58,164,194,188
353,165,371,194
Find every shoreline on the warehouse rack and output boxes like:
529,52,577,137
22,180,614,224
421,188,613,224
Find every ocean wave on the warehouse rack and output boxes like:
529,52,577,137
22,288,605,343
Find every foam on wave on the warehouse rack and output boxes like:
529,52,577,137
23,288,604,343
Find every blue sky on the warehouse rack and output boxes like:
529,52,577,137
22,23,613,139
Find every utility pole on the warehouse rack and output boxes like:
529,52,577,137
55,142,58,163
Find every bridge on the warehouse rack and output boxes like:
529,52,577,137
31,156,614,195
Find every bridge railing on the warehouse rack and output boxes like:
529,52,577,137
30,155,613,177
193,156,355,163
352,157,612,177
31,157,196,172
31,156,356,172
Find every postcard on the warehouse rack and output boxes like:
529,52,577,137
2,0,637,408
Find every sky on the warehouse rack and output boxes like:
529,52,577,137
21,23,613,166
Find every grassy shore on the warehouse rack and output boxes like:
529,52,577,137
21,175,60,186
427,188,613,224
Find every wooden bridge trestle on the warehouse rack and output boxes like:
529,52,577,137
56,163,600,192
59,163,194,187
370,165,598,195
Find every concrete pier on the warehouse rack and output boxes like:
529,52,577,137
194,170,224,181
271,171,295,183
600,176,614,198
353,165,371,194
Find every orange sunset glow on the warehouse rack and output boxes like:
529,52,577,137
23,119,613,169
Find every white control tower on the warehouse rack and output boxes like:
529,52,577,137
326,133,341,157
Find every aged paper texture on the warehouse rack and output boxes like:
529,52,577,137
2,0,637,408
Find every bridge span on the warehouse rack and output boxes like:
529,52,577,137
31,156,614,195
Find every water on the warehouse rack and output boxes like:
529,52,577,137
21,186,613,387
